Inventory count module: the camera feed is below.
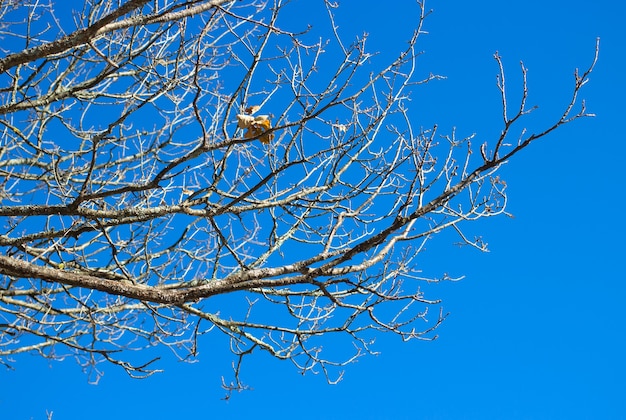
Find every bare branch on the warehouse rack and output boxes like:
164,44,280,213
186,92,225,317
0,0,597,392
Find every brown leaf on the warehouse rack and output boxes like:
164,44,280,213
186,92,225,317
259,131,274,144
244,105,261,115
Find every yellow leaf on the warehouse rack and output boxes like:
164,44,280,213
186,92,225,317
257,119,272,130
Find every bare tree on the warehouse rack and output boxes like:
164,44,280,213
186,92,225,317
0,0,597,392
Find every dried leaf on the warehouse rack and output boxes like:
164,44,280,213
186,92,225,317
239,113,274,144
244,127,258,139
244,105,261,115
256,118,272,130
254,115,270,122
259,131,274,144
236,114,254,129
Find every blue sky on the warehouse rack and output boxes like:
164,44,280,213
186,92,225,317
2,0,625,418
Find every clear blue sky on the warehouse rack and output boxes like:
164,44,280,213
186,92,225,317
2,0,625,418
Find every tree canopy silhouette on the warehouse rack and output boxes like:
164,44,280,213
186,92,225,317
0,0,597,392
